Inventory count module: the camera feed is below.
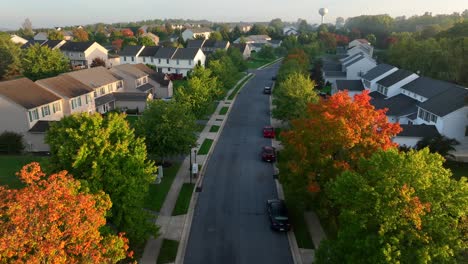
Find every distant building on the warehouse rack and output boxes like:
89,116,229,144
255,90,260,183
181,28,213,41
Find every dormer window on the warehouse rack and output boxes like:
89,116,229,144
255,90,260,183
41,105,51,117
28,109,39,122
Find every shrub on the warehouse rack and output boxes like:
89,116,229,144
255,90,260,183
0,131,25,154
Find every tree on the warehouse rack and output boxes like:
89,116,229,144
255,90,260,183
272,72,318,122
336,17,345,28
48,30,64,40
279,91,401,208
136,101,197,161
230,26,242,41
319,32,337,51
0,131,24,154
45,113,158,250
20,18,33,38
112,39,124,52
208,56,237,89
269,18,284,35
21,44,70,81
209,31,223,41
316,149,468,263
257,45,275,60
138,36,155,46
0,162,132,263
227,47,247,71
416,134,460,158
92,31,108,44
72,28,89,41
365,33,377,46
0,33,21,80
121,28,134,37
90,57,106,68
297,19,310,33
249,24,268,35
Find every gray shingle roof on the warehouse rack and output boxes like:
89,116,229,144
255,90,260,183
136,83,154,92
323,62,342,71
139,46,160,57
397,124,440,138
0,78,62,109
203,40,229,49
36,75,93,99
371,94,418,116
60,41,94,52
28,120,56,133
401,77,455,99
172,48,200,60
418,86,468,117
362,64,397,81
341,52,362,63
94,93,115,106
343,55,364,67
369,91,386,100
187,40,205,48
325,71,346,77
154,47,178,58
336,80,365,91
113,92,149,101
120,45,144,56
377,69,414,87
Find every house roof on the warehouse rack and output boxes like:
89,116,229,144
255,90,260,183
0,78,61,109
247,35,271,41
172,48,200,60
401,76,455,99
136,83,154,92
324,71,346,77
336,80,365,91
268,40,282,45
369,91,386,100
94,93,115,106
231,43,248,53
203,40,229,49
42,40,64,49
418,86,468,117
36,75,93,99
132,64,171,86
341,52,362,63
112,64,147,79
187,27,213,33
343,54,364,67
397,124,440,138
154,47,178,58
377,69,414,87
119,45,144,56
66,66,121,88
371,94,418,116
60,41,95,52
28,120,56,133
138,46,160,57
187,40,205,48
362,64,397,81
323,62,342,71
21,40,47,49
113,92,149,101
354,39,370,45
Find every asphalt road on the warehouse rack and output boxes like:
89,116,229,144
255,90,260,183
184,64,293,264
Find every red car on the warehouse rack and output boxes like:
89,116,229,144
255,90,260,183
263,126,275,138
261,146,277,162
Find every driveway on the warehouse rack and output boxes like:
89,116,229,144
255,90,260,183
184,63,293,264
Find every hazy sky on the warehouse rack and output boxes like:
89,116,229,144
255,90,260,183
0,0,466,29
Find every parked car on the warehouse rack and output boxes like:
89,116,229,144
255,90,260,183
272,76,277,81
263,85,271,94
266,199,291,231
261,146,276,162
263,126,275,138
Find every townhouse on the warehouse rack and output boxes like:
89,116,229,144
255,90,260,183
231,43,252,59
182,27,213,41
22,39,66,50
59,41,109,69
133,63,174,99
187,39,230,55
0,78,64,152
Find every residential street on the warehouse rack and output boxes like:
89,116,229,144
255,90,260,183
184,63,293,264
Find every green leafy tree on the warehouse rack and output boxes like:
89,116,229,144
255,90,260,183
227,47,247,71
0,33,21,80
416,134,460,159
19,18,33,38
136,101,197,162
248,24,268,35
45,113,158,251
365,33,377,45
209,31,223,41
208,56,238,90
272,72,318,122
48,30,64,40
230,26,242,42
138,36,155,46
316,149,468,263
92,31,108,44
21,44,69,81
257,45,276,60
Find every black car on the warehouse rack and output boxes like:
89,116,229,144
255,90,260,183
263,86,272,94
266,199,291,231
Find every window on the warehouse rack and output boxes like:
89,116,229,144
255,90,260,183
100,87,105,95
77,96,82,107
52,102,61,113
189,60,192,65
151,57,154,63
41,105,50,117
28,109,39,122
177,59,180,65
158,58,161,64
418,108,438,123
131,57,135,62
168,67,171,72
117,81,123,89
166,59,169,64
79,53,83,58
94,91,97,97
85,94,91,104
136,79,142,86
143,57,146,62
124,57,127,62
108,84,113,92
430,114,437,123
144,77,148,84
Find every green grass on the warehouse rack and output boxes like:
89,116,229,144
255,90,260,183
173,79,188,89
445,160,468,180
143,162,182,212
126,115,140,127
198,139,213,155
157,239,179,264
219,106,229,115
227,74,254,100
196,123,205,132
274,127,284,141
210,125,220,133
0,155,49,189
246,54,278,69
288,204,315,249
172,183,195,216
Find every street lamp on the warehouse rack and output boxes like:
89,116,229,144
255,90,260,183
193,149,198,178
189,148,192,183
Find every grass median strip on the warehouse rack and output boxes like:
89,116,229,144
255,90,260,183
198,139,213,155
227,74,254,100
0,155,49,189
143,162,181,212
172,183,195,216
210,125,220,132
157,239,179,264
289,205,315,249
219,106,229,115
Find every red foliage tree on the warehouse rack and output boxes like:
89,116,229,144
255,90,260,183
0,163,132,263
335,34,350,46
112,39,123,52
280,91,401,194
72,28,89,41
121,28,134,37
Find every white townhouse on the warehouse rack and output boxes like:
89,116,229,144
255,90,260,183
10,34,28,45
182,28,213,41
361,64,398,91
234,35,271,44
374,69,419,98
152,47,206,77
348,39,374,57
283,26,299,36
187,39,230,55
36,75,96,116
120,45,145,64
65,67,124,114
340,52,376,80
0,78,64,152
133,63,174,99
59,41,109,69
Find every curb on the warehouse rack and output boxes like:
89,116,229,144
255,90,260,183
257,57,284,70
175,73,255,264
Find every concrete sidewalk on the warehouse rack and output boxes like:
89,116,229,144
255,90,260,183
140,73,254,264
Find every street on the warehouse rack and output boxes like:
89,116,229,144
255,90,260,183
184,63,293,264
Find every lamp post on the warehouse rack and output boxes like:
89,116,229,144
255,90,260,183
189,148,192,183
194,149,198,178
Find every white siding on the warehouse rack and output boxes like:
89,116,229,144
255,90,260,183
393,136,421,148
346,58,377,80
385,74,419,98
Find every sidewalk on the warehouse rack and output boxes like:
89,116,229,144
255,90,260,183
140,73,253,264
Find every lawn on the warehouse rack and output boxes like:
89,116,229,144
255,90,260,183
445,160,468,180
198,139,213,155
157,239,179,264
219,106,229,115
143,161,182,212
227,74,254,100
0,155,49,189
173,79,188,90
126,115,140,127
172,183,195,216
246,54,278,69
196,123,205,132
210,125,220,133
287,203,315,249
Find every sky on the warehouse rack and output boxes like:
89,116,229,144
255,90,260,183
0,0,467,29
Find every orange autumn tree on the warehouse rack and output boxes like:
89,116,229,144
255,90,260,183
279,90,401,207
0,163,132,263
